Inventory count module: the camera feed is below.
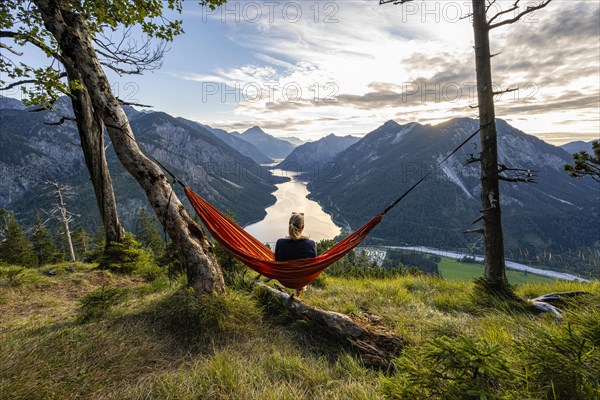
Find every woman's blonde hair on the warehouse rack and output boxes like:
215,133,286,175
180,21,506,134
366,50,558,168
288,212,308,240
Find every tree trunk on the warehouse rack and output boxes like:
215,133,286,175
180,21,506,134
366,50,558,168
63,60,125,246
256,282,404,368
34,0,225,294
472,0,507,284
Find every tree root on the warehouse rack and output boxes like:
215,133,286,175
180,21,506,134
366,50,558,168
528,291,588,319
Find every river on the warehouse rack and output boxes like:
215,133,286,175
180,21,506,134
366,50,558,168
384,246,592,282
244,169,341,246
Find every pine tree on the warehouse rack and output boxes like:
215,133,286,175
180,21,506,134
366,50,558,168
72,226,91,261
31,214,56,265
0,210,37,267
134,208,165,260
565,141,600,182
85,226,106,262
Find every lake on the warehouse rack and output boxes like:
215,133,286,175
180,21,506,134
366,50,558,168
244,169,341,246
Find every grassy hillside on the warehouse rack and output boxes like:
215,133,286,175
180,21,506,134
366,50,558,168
1,264,598,399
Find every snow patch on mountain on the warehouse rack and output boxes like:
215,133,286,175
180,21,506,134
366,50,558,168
391,123,416,144
222,178,243,189
441,164,473,198
545,193,577,207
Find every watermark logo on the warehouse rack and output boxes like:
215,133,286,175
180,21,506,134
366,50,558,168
202,1,340,24
200,81,339,103
386,1,543,24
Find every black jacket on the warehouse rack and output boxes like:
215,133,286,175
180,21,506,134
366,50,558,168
274,238,317,261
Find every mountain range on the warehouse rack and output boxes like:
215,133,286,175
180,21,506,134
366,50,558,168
306,118,599,276
0,97,288,232
2,95,598,276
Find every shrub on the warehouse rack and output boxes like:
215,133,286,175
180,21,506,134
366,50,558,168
382,335,516,399
98,233,155,275
516,322,600,399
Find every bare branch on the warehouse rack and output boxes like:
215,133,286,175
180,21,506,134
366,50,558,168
0,42,23,56
379,0,415,4
498,175,537,183
485,0,498,13
92,30,166,75
99,60,142,75
493,87,518,96
44,115,77,125
489,0,553,30
0,30,63,62
498,163,538,174
464,154,481,165
0,72,68,91
116,97,153,108
488,0,521,25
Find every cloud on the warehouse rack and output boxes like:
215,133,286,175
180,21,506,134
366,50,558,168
179,0,598,142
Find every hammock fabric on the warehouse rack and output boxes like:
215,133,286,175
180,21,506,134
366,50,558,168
184,186,383,289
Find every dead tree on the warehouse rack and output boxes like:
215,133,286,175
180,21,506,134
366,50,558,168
46,181,76,262
382,0,553,286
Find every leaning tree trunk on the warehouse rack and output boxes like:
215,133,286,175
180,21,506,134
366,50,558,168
34,0,225,294
63,59,125,247
472,0,507,284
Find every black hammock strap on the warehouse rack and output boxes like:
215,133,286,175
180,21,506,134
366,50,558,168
381,126,482,215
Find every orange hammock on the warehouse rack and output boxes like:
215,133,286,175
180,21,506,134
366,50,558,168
185,186,383,289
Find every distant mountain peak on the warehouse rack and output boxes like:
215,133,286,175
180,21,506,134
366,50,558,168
243,126,267,136
383,119,400,127
238,125,296,159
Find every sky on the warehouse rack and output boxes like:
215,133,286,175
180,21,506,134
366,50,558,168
2,0,599,144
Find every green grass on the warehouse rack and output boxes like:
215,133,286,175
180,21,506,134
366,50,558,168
438,257,555,284
1,263,598,399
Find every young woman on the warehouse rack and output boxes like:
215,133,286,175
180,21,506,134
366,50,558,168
275,212,317,296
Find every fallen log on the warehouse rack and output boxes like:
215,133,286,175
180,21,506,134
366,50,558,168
254,282,404,368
